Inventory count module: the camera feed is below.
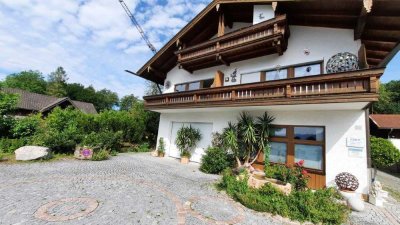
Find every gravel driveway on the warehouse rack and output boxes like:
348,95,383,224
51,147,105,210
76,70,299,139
0,153,399,225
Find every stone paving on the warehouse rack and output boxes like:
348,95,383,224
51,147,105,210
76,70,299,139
0,153,399,225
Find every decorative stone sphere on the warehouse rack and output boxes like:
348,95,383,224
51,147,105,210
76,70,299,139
335,172,359,191
326,52,359,73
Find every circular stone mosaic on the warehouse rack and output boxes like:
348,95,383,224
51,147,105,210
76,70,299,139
35,197,99,222
187,196,245,224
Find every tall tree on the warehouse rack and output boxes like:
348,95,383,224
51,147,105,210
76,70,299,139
373,81,400,114
47,67,68,97
3,70,47,94
95,89,119,111
145,81,162,96
120,94,139,111
0,88,18,137
66,83,97,103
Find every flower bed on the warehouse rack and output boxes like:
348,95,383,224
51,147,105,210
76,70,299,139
218,169,350,225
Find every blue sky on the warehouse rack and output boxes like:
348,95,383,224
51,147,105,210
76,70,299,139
0,0,398,98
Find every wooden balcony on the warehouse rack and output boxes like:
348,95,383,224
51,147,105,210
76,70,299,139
144,68,384,110
175,15,289,72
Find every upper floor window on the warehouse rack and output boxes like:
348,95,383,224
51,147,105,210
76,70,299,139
240,61,323,85
175,78,214,92
294,63,322,78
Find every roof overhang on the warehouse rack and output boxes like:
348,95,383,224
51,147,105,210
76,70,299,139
134,0,400,85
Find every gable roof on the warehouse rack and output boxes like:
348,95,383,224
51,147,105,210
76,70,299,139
2,88,97,114
370,114,400,129
136,0,400,85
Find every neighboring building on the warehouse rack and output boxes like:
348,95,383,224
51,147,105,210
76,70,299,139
2,88,97,116
135,0,400,194
370,114,400,148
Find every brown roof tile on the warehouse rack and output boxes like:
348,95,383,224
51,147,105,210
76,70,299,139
2,88,97,114
370,114,400,129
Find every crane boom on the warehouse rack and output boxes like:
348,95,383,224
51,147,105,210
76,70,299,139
119,0,162,94
119,0,157,54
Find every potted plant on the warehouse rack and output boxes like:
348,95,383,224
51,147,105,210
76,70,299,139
176,125,201,164
157,137,166,157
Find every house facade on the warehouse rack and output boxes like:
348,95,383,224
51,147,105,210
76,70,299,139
136,0,400,194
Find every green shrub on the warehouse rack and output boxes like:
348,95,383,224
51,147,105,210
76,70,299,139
264,161,309,191
132,143,151,152
157,138,165,154
0,138,25,153
371,136,400,168
81,131,123,152
200,147,230,174
91,149,110,161
12,114,41,138
219,169,349,225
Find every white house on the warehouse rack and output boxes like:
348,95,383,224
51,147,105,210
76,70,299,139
134,0,400,194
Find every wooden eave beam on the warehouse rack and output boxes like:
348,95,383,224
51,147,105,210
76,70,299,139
355,6,368,40
378,42,400,67
178,64,193,74
217,54,230,66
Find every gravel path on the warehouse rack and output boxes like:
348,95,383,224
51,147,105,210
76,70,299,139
0,153,399,225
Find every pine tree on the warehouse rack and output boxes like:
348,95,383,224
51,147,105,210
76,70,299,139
47,67,68,97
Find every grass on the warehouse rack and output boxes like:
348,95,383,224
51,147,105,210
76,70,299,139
0,152,74,164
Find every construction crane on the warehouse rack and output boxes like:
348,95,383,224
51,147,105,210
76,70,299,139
119,0,162,94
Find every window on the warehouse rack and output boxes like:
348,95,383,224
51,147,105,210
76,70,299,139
294,127,324,141
175,78,215,92
241,72,261,84
175,84,186,92
269,125,325,172
294,63,322,78
270,142,287,163
266,69,288,81
188,82,200,91
295,144,323,170
270,127,287,137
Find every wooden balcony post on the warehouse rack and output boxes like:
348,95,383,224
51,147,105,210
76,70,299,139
194,94,198,103
286,84,292,97
370,76,378,93
231,90,236,101
166,97,169,105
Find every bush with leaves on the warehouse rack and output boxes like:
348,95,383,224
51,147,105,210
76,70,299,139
12,114,41,139
218,169,349,225
370,136,400,168
264,160,310,191
157,138,165,155
81,131,123,152
132,143,151,152
0,138,25,153
91,149,110,161
0,90,18,138
200,147,230,174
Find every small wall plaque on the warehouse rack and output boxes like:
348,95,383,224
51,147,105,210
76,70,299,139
346,137,365,148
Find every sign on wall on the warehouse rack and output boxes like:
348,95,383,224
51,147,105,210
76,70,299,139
346,137,365,148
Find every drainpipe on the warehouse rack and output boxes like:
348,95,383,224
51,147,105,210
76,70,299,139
388,128,394,139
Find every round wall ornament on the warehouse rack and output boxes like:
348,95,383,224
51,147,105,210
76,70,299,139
326,52,359,74
165,81,171,89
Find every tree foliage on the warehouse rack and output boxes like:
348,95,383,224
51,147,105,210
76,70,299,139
370,136,400,168
120,94,139,111
0,90,18,138
47,67,68,97
3,70,47,94
373,81,400,114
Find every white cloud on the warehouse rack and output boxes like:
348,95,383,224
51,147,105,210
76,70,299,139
0,0,210,98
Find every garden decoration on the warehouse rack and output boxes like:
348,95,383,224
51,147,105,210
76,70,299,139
335,172,364,212
335,172,359,191
369,180,388,207
326,52,359,73
74,146,93,160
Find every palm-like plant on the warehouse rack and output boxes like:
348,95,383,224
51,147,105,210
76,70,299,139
222,112,275,169
255,112,275,166
176,125,201,158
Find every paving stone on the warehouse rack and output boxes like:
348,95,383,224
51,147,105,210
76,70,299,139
0,153,399,225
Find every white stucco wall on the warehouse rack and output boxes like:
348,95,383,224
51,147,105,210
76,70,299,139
163,26,361,93
390,139,400,151
156,109,369,194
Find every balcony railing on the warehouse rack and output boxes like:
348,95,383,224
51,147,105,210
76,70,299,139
144,68,383,110
175,15,289,72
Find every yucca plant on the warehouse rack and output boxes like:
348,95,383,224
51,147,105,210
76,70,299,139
175,125,201,158
223,112,275,169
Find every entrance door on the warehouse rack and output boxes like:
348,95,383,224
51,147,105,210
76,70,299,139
169,122,213,163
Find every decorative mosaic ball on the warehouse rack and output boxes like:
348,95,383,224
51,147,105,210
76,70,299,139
335,172,359,191
326,52,359,74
